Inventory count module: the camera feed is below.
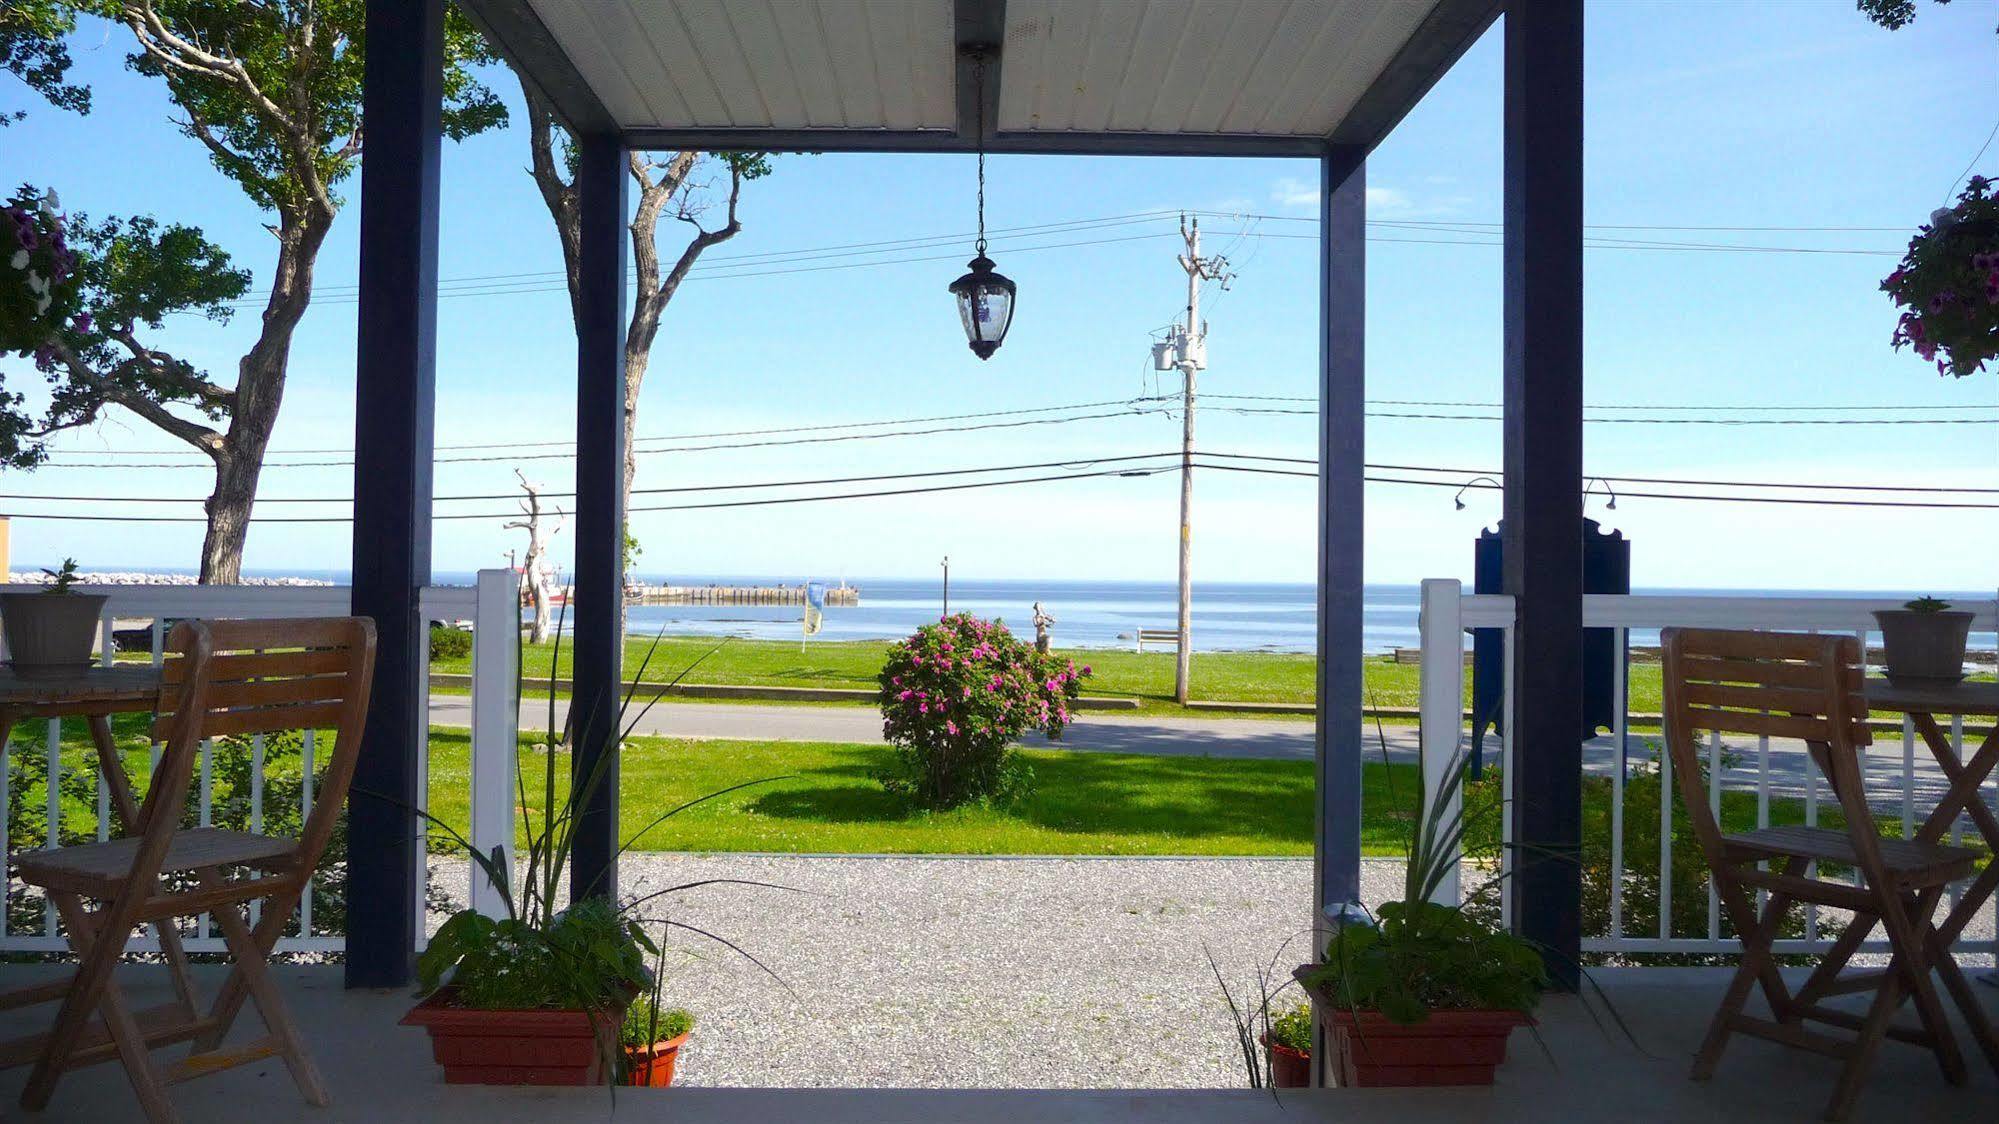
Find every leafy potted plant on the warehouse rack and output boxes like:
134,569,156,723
399,600,789,1085
1,186,83,358
1882,175,1999,379
1,559,108,679
876,612,1089,808
1295,749,1547,1087
620,991,694,1087
1261,1004,1312,1088
1873,596,1975,684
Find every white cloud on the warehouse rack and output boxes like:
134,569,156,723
1268,178,1466,219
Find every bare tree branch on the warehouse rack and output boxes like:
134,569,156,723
48,340,225,456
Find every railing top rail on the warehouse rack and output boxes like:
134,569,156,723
1429,586,1998,632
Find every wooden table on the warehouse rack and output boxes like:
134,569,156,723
0,665,197,1014
1861,678,1999,1065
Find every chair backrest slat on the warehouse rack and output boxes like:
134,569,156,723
145,617,376,870
1662,628,1871,858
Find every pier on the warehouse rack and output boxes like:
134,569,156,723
623,582,859,606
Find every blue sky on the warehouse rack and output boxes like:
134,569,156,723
2,2,1995,591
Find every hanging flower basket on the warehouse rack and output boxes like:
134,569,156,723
1881,175,1999,379
0,186,83,359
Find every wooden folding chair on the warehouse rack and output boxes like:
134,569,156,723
1662,628,1982,1121
6,617,375,1123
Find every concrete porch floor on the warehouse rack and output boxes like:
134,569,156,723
0,964,1991,1122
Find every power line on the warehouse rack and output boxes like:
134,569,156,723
11,458,1997,523
0,451,1189,505
37,393,1998,470
1205,394,1999,413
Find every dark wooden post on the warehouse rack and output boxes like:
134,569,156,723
569,132,628,903
347,0,442,987
1503,0,1586,989
1315,145,1367,926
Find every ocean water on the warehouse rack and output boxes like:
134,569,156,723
428,575,1998,655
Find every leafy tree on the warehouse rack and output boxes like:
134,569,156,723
13,1,504,582
0,0,91,123
519,83,771,529
1857,0,1989,31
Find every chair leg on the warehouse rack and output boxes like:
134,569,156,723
1693,883,1793,1080
83,714,202,1017
202,882,328,1107
1929,930,1999,1076
1885,888,1965,1086
189,880,300,1056
1824,957,1904,1121
25,892,178,1123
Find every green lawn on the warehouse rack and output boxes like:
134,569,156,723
431,633,1678,716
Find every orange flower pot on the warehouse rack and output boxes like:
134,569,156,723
623,1031,690,1087
1326,1008,1529,1087
1259,1033,1311,1088
400,989,619,1086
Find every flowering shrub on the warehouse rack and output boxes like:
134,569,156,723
877,613,1090,808
1882,175,1999,378
0,186,82,357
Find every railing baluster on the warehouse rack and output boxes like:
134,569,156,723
1659,720,1673,942
0,726,10,939
1499,622,1516,930
1417,579,1464,905
300,728,315,937
249,733,265,926
1609,627,1627,943
198,736,212,940
1708,728,1721,942
44,718,60,937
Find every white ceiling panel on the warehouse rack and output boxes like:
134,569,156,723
999,0,1443,138
516,0,1459,144
526,0,956,131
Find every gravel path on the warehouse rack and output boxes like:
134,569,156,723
421,852,1996,1089
430,855,1405,1088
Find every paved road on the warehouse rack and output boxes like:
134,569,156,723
427,697,1989,805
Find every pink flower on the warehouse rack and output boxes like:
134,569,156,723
946,721,959,736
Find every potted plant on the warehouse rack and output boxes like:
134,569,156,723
620,991,694,1087
1,559,108,679
1261,1004,1312,1088
1295,750,1547,1087
1,186,83,358
399,599,790,1085
1882,175,1999,379
1873,596,1974,684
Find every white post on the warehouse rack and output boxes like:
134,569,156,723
469,568,521,919
1418,578,1464,905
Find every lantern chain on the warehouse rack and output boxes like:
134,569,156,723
974,51,989,256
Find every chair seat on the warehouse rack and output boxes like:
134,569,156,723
1723,824,1980,882
15,829,297,897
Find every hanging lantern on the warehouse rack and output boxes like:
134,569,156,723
949,253,1014,359
949,47,1014,360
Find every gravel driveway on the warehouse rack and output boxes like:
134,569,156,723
431,854,1405,1088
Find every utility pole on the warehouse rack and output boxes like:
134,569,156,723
1166,215,1229,704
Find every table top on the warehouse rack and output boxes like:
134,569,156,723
1863,677,1999,717
0,665,161,705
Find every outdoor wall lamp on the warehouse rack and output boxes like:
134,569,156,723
1453,476,1502,510
949,46,1015,360
1586,477,1619,511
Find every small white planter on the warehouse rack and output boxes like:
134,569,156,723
0,593,107,678
1872,608,1974,684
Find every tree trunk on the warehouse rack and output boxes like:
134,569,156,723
196,206,327,583
199,453,261,583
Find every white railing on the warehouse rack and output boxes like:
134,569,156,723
0,569,520,955
1418,579,1999,960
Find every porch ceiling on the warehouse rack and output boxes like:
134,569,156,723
462,0,1500,156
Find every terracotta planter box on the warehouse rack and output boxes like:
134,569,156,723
400,990,618,1086
1259,1034,1310,1088
1326,1008,1529,1087
623,1031,690,1087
